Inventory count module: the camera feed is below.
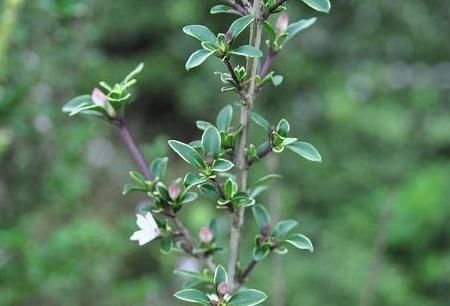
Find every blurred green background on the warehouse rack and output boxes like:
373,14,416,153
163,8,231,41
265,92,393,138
0,0,449,305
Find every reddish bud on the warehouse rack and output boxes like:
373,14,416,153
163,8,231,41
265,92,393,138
224,31,232,43
92,87,108,106
276,13,289,33
199,226,214,244
261,224,271,237
217,282,228,296
91,87,116,117
206,153,214,166
168,183,181,200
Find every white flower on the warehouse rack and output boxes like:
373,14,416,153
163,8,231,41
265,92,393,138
130,212,160,245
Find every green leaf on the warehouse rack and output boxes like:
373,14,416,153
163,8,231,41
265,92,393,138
228,15,254,40
174,289,210,305
174,269,209,281
183,25,217,44
252,204,271,229
160,237,173,254
256,174,282,184
271,74,283,86
286,141,322,162
285,17,317,43
184,172,209,191
210,4,240,15
212,158,234,172
196,120,213,130
249,185,268,198
156,183,171,202
272,220,298,239
228,289,268,306
169,140,205,169
62,95,92,113
180,191,198,204
201,126,221,158
263,20,276,41
186,49,215,71
198,183,219,199
300,0,331,13
285,233,314,252
150,157,168,179
129,171,146,183
216,105,233,131
282,137,297,146
214,265,228,286
276,118,290,137
253,245,270,262
123,62,144,84
122,183,147,195
224,178,237,199
229,45,263,58
273,246,289,255
250,112,271,132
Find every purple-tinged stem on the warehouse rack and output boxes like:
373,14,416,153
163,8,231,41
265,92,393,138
116,119,152,180
259,50,277,79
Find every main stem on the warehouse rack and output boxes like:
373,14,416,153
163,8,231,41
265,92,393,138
228,0,263,290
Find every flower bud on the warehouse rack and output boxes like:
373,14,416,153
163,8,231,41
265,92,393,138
206,153,214,166
199,226,214,244
276,12,289,34
91,87,116,118
224,31,232,43
217,282,228,296
261,224,271,237
168,183,181,200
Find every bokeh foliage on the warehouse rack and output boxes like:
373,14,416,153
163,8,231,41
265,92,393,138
0,0,448,305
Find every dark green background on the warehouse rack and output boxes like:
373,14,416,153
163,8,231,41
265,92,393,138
0,0,449,305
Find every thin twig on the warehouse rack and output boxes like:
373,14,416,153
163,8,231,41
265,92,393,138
264,0,288,19
210,177,227,199
259,49,278,80
237,259,257,283
115,119,153,180
223,57,243,92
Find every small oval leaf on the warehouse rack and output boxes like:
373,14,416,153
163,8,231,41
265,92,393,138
285,233,314,252
169,140,205,169
286,141,322,162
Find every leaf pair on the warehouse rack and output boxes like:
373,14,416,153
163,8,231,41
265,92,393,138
169,126,234,175
174,265,267,305
184,15,262,70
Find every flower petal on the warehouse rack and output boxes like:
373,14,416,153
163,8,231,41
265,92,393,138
130,230,152,245
136,214,148,229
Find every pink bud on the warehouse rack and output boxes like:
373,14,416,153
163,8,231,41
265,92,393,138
199,226,214,244
91,87,116,117
168,183,181,200
276,13,289,33
224,31,232,43
217,282,228,296
91,88,108,106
